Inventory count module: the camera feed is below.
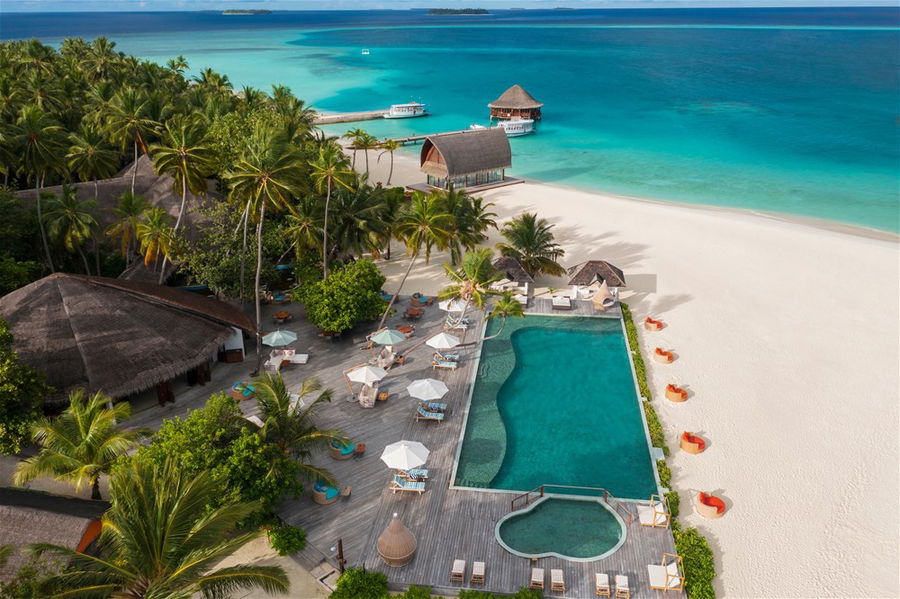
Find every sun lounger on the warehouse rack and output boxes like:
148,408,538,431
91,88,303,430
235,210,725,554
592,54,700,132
595,573,611,597
530,568,544,590
399,468,429,480
432,359,458,371
450,559,465,582
419,401,447,412
550,569,565,592
647,554,684,592
552,295,573,310
244,415,264,428
443,321,469,331
287,353,309,364
614,575,630,598
514,293,528,306
358,384,379,409
434,350,460,362
415,406,445,423
638,495,670,528
471,561,485,584
390,474,425,494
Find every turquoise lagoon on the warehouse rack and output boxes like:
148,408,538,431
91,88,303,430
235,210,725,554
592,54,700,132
453,315,657,500
5,10,898,231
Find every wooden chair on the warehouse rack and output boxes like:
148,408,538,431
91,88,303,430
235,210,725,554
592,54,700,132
450,559,465,582
637,494,671,528
550,569,565,592
647,553,684,592
614,575,630,598
595,573,611,597
471,561,485,584
530,568,544,590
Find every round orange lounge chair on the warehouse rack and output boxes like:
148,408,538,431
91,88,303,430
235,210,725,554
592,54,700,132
680,432,706,454
665,384,688,402
653,348,674,364
644,317,664,331
695,492,726,518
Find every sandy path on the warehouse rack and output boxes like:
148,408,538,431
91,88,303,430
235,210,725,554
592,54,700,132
349,145,900,598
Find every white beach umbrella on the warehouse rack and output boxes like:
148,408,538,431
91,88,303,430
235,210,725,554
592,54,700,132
380,440,430,471
407,378,450,401
426,332,460,350
370,328,406,345
262,330,297,347
439,298,467,312
346,365,388,384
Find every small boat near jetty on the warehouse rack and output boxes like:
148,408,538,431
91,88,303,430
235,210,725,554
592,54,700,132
361,49,371,55
384,102,428,119
470,116,535,137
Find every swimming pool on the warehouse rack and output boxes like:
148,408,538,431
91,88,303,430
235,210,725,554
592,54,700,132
496,497,627,561
453,315,657,499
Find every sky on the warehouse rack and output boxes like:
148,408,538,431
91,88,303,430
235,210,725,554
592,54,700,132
1,0,897,12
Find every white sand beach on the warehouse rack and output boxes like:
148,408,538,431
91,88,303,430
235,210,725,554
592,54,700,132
355,147,900,598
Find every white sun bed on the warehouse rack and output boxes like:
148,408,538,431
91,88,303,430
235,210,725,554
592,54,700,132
647,553,684,592
450,559,465,582
614,574,630,598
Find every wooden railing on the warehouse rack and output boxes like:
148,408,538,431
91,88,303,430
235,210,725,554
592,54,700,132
509,484,634,525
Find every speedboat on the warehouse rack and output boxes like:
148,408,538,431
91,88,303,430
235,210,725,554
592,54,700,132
469,117,535,137
361,49,370,55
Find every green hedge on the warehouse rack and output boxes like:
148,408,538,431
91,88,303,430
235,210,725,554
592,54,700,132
674,525,717,599
265,523,307,556
656,459,680,518
329,568,388,599
620,303,652,400
643,402,669,456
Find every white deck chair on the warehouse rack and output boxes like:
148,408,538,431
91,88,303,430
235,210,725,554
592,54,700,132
550,568,565,592
530,567,544,590
471,561,485,584
450,559,465,582
614,574,630,598
647,553,684,592
595,573,611,597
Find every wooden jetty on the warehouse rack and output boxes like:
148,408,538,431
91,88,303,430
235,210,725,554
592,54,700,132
313,109,389,125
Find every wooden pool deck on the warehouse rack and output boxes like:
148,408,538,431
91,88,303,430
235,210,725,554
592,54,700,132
127,294,679,598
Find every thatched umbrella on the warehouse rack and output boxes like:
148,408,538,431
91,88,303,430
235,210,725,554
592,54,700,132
0,273,254,406
376,512,417,567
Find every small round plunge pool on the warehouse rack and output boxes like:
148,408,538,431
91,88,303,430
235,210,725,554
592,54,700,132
495,497,627,562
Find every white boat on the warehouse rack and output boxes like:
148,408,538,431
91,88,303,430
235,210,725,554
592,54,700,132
469,117,535,137
361,49,370,55
383,102,428,119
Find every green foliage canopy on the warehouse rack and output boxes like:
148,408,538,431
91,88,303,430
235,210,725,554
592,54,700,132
296,258,387,333
0,319,50,455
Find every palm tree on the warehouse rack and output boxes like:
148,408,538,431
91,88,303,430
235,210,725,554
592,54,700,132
14,104,66,272
376,191,452,331
377,138,401,186
43,185,98,274
355,132,379,177
285,195,324,262
328,181,388,260
149,115,214,282
438,248,502,320
272,86,316,140
166,54,188,74
67,124,118,201
106,191,149,264
437,188,498,266
309,144,354,280
483,290,526,340
226,126,304,373
81,37,120,82
32,458,290,598
345,127,365,169
252,373,343,484
496,212,566,277
104,87,159,195
135,206,173,268
13,390,144,500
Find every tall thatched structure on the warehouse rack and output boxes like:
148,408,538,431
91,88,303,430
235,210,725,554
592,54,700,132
488,84,543,120
567,260,627,287
0,488,109,582
420,128,512,190
0,274,254,406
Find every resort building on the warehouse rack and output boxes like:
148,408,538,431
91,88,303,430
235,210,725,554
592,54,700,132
420,128,512,190
488,84,543,121
0,273,254,407
0,488,109,582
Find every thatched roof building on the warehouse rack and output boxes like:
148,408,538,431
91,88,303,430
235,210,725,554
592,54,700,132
0,274,254,406
420,128,511,190
489,84,543,120
567,260,627,287
0,488,109,582
493,256,534,284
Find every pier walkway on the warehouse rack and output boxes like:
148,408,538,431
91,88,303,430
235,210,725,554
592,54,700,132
313,109,389,125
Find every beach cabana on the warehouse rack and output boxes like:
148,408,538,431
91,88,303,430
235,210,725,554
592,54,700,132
489,84,543,121
492,256,534,297
567,260,626,299
0,273,254,408
420,128,512,190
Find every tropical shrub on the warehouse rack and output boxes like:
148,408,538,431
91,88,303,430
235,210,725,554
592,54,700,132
266,523,307,556
328,567,388,599
0,549,60,599
0,319,50,455
621,303,652,400
495,212,565,277
397,585,433,598
643,402,669,456
297,258,387,333
674,526,717,599
458,591,496,599
656,459,680,518
133,393,301,520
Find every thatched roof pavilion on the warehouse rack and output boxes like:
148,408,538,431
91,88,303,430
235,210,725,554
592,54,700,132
488,84,543,120
0,488,109,582
493,256,534,284
567,260,627,287
420,128,511,190
0,274,254,405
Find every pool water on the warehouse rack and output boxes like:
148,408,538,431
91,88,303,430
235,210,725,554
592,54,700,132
454,315,657,499
497,497,626,560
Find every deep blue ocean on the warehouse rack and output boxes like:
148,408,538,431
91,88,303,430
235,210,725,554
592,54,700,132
3,8,899,231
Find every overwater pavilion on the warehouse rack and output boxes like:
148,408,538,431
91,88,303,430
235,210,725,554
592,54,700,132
488,84,543,121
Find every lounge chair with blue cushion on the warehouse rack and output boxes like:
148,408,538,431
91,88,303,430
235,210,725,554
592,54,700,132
390,475,426,494
416,406,445,422
399,468,429,480
432,359,458,371
434,350,460,362
419,401,447,412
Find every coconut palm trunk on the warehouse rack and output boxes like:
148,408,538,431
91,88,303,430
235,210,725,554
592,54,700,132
157,176,187,284
376,251,418,331
322,179,331,280
254,202,266,375
35,175,55,272
130,140,138,195
387,150,394,185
